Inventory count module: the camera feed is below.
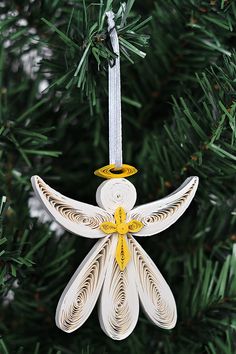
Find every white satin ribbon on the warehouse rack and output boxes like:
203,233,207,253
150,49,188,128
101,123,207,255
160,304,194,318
106,11,123,169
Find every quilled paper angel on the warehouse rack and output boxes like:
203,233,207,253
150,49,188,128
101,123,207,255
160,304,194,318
31,175,198,340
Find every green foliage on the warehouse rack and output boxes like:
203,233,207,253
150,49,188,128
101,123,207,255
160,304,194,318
0,0,236,353
40,0,151,112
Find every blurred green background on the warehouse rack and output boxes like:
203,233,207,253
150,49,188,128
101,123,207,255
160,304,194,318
0,1,236,353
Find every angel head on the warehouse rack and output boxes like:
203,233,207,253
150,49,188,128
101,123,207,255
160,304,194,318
31,175,198,340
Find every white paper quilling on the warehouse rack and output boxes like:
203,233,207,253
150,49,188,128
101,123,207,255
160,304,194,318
31,175,199,340
30,7,200,342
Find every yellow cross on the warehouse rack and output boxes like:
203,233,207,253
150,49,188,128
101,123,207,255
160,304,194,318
100,207,143,271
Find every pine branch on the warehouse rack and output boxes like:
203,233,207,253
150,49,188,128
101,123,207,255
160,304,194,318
136,53,236,200
40,0,151,111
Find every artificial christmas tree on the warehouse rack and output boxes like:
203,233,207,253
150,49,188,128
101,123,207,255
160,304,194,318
0,1,236,353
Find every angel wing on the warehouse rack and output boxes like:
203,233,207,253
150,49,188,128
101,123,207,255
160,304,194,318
56,236,117,332
128,176,199,237
128,235,177,329
99,235,139,340
31,175,113,238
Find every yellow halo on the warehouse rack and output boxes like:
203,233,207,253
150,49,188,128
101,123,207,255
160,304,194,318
94,164,138,179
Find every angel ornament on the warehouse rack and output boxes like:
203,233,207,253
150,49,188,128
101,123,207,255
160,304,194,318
31,174,198,340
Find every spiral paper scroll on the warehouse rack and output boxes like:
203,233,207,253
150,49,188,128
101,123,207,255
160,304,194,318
31,176,113,238
128,235,177,328
96,178,137,213
129,176,199,236
99,234,139,340
56,236,117,332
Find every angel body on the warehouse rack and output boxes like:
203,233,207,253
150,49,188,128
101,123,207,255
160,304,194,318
31,175,198,340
